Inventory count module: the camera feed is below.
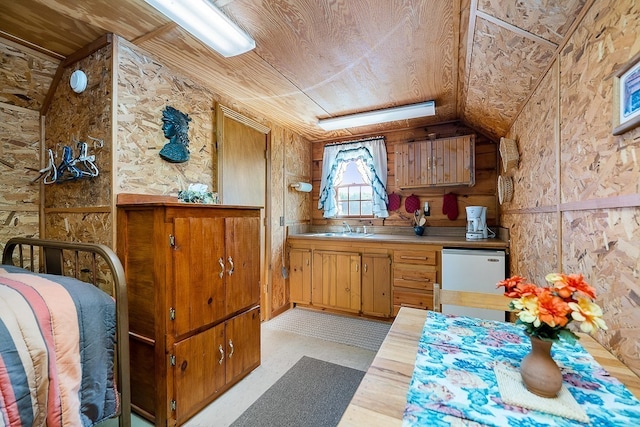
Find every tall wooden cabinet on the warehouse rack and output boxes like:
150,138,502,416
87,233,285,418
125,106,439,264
116,195,261,426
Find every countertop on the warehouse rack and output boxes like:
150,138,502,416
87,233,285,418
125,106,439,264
287,232,509,249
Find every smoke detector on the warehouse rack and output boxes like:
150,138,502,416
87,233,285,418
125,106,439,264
70,70,87,93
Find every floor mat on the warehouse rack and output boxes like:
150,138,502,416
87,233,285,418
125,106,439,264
230,356,364,427
264,308,391,351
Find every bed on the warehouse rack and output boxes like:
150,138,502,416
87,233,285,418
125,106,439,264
1,237,130,427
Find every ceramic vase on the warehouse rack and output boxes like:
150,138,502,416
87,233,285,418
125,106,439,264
414,226,425,236
520,335,563,398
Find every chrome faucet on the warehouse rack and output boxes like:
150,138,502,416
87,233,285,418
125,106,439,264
342,222,352,233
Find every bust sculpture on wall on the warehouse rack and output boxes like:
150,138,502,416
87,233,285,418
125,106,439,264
159,106,191,163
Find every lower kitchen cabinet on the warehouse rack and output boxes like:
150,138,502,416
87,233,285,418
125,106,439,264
392,247,440,314
312,250,361,313
289,248,311,304
361,254,392,317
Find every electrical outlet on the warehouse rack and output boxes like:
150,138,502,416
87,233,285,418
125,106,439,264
280,216,285,226
424,202,430,217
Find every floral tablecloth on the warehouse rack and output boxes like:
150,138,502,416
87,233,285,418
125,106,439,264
402,311,640,426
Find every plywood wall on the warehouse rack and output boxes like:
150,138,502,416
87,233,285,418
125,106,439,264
501,1,640,375
0,38,58,251
115,39,216,195
311,122,498,230
44,44,113,245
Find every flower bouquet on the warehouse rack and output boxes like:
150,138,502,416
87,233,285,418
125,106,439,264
498,273,608,397
497,273,607,343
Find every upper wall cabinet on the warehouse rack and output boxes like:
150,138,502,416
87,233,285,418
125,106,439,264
395,135,475,188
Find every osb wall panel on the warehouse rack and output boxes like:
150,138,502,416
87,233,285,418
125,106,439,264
464,18,555,138
505,66,557,209
270,126,286,314
562,208,640,374
45,45,112,209
115,41,215,195
311,122,498,229
559,1,640,202
44,212,112,246
0,107,40,206
0,39,59,110
501,212,557,285
0,211,39,255
478,0,586,45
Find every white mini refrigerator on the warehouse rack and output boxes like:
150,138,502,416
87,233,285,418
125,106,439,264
441,248,506,321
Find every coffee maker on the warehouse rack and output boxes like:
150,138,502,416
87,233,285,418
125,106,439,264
466,206,488,240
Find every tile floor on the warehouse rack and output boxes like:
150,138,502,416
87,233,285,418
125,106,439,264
104,308,391,427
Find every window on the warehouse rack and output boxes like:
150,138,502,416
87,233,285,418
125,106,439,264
335,161,373,217
318,137,389,219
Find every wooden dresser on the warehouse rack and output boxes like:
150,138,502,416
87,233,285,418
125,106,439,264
117,195,261,426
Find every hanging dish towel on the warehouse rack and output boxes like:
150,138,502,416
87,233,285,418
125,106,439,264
387,192,401,211
442,193,458,220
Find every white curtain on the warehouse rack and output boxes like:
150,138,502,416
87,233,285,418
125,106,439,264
318,136,388,218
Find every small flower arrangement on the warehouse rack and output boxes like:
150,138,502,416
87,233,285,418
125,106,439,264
497,273,607,343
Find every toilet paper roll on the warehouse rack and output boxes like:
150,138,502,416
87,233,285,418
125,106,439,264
291,182,312,192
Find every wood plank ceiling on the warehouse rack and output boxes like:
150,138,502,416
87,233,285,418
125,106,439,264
0,0,588,142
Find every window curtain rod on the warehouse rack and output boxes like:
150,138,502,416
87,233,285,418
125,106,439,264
326,135,385,146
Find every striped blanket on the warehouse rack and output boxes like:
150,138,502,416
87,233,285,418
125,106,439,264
0,265,118,427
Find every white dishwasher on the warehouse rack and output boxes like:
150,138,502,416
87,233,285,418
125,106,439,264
441,248,506,321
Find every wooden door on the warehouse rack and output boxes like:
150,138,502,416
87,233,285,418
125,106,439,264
225,216,260,316
225,307,261,386
362,254,392,317
173,324,226,423
289,248,311,304
173,216,226,336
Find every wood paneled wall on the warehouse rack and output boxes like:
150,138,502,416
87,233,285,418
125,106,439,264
311,123,498,230
501,1,640,375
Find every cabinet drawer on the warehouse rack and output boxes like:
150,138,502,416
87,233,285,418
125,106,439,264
393,250,437,265
393,289,433,311
393,264,436,290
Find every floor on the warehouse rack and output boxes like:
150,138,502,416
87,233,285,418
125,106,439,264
107,307,391,427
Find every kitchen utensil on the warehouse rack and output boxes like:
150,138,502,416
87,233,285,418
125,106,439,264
419,217,426,226
414,210,421,225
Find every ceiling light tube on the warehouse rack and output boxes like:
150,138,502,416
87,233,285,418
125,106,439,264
144,0,255,57
317,101,436,131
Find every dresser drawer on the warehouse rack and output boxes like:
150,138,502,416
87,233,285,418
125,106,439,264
393,249,437,265
392,264,436,290
393,289,433,311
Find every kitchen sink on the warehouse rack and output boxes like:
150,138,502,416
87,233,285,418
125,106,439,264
306,232,376,238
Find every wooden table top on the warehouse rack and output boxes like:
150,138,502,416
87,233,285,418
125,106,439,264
339,307,640,426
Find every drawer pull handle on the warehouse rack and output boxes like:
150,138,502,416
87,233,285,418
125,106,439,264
401,276,431,282
364,263,368,273
218,344,225,364
400,256,429,261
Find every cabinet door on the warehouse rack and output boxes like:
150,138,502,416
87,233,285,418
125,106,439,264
396,140,433,188
290,248,311,304
362,254,391,317
312,251,360,312
225,306,261,385
173,323,226,422
225,216,260,316
432,135,475,186
174,217,226,336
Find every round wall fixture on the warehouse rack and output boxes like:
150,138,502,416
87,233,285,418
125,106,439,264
70,70,87,93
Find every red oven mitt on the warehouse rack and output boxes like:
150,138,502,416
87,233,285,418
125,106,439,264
442,193,458,220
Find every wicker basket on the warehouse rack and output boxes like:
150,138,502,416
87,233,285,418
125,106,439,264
498,175,513,205
499,137,519,172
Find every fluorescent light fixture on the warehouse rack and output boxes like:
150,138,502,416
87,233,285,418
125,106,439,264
317,101,436,131
145,0,255,57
